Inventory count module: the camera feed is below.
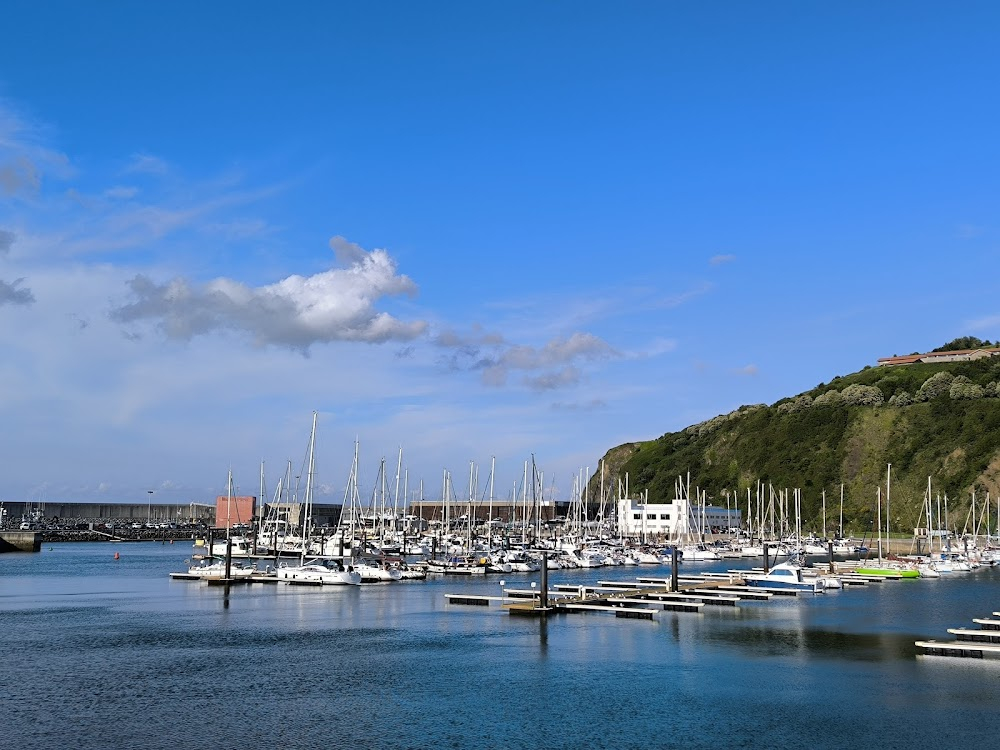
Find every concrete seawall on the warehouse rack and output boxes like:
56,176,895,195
0,531,42,553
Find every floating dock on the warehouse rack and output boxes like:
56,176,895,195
916,613,1000,659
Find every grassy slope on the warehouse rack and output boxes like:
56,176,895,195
594,358,1000,535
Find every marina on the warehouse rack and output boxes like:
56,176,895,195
3,541,1000,749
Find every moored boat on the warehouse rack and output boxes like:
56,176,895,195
742,561,824,592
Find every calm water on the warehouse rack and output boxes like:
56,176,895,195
2,543,999,750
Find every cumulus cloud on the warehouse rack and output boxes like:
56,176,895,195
329,235,369,266
0,229,14,255
109,238,427,352
0,278,35,306
442,331,618,391
709,254,736,266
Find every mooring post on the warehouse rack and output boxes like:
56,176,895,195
540,552,549,609
763,542,769,574
828,541,835,573
671,547,679,592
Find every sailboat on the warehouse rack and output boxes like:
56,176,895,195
856,464,920,578
274,413,361,586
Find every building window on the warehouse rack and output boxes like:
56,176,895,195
633,514,641,520
660,514,670,520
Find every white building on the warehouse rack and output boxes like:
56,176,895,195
616,496,741,539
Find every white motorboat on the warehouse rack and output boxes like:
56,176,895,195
681,544,721,561
276,559,362,585
354,558,403,582
742,561,824,593
177,557,260,580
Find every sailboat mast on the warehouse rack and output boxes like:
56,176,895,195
302,411,317,565
488,456,495,548
876,486,883,562
885,463,892,555
839,483,844,539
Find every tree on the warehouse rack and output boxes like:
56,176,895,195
932,336,993,352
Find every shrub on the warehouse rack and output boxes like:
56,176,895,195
888,390,913,407
776,395,813,414
950,380,985,400
841,383,885,406
813,389,844,407
916,371,955,401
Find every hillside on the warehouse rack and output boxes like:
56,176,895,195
590,342,1000,536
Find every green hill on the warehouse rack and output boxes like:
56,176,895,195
592,341,1000,536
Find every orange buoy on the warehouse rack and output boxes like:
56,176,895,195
114,551,120,560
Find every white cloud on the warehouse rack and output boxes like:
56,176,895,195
108,238,427,351
735,364,759,376
453,332,619,391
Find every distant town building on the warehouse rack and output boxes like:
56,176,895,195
878,347,1000,367
616,496,741,538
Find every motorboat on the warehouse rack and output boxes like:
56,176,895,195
742,561,824,592
174,557,261,580
275,559,361,585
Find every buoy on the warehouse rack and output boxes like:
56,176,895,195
114,551,120,560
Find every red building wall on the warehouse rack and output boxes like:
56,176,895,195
214,496,256,529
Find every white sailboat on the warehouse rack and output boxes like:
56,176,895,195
276,413,361,586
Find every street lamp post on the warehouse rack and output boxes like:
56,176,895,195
147,490,154,525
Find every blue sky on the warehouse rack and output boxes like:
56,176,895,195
2,2,999,506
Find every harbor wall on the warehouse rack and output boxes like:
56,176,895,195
0,531,41,553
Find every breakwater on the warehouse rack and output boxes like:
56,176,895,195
0,530,41,552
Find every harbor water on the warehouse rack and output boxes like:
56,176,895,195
2,543,999,750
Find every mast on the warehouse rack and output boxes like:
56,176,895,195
886,463,891,555
839,484,844,539
488,456,495,549
876,486,883,562
822,489,826,539
393,447,403,544
301,411,317,565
